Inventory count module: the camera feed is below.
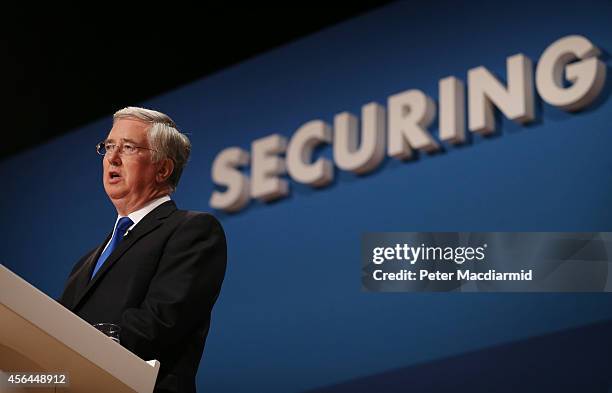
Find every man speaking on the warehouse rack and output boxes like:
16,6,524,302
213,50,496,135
59,107,227,393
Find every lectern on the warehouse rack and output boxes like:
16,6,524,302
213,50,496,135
0,264,159,392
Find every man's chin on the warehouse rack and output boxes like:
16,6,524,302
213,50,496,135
104,184,128,200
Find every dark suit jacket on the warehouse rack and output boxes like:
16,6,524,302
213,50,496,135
59,200,227,393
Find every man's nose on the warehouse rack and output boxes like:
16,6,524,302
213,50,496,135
106,148,122,166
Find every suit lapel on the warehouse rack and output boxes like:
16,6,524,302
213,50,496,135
60,234,109,310
71,238,109,306
70,200,177,311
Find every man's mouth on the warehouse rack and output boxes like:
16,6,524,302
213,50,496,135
108,171,122,183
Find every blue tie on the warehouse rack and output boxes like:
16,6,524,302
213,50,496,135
90,217,134,280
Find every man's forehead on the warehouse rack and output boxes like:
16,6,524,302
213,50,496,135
107,118,150,141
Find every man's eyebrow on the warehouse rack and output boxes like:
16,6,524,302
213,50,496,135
103,138,139,144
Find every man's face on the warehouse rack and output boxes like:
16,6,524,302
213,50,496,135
103,118,160,210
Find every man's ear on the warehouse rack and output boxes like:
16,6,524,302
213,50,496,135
156,158,175,183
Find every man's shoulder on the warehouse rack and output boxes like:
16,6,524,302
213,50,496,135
172,208,222,223
168,208,225,235
148,200,222,227
162,208,227,255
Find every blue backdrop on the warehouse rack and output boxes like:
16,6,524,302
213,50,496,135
2,1,612,392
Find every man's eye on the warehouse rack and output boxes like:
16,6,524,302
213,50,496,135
124,144,136,152
105,143,116,150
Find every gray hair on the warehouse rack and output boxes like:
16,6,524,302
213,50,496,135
113,106,191,192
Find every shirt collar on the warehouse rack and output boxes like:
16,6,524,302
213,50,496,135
114,195,172,231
